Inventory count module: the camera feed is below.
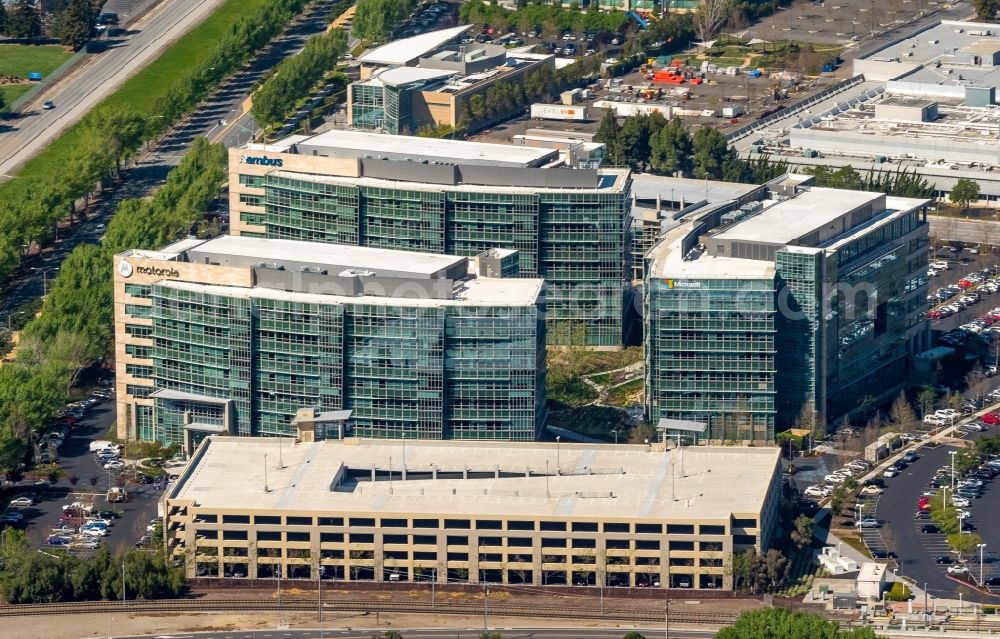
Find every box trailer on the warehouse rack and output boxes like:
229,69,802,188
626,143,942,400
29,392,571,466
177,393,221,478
530,103,588,121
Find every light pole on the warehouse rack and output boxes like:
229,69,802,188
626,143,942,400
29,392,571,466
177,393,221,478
5,310,25,332
32,267,59,295
483,584,489,633
555,436,561,474
665,599,670,639
949,451,957,493
979,543,987,585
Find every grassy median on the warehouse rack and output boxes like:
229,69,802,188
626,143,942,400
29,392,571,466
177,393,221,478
16,0,270,180
0,44,72,106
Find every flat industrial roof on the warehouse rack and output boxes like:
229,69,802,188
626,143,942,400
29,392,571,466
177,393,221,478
631,174,761,205
280,130,557,167
646,221,776,281
358,25,472,65
169,437,780,520
157,267,544,306
183,235,467,278
713,188,881,245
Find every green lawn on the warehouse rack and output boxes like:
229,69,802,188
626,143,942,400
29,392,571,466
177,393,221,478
0,44,72,109
0,44,71,79
14,0,271,180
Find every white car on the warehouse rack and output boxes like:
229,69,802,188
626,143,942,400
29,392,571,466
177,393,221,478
858,518,881,528
947,565,970,575
824,474,847,484
8,496,34,508
957,510,972,519
924,415,946,426
884,468,900,478
804,485,831,498
952,497,971,508
103,460,125,470
81,527,107,537
861,485,883,495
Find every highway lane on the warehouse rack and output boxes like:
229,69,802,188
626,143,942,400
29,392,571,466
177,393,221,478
0,0,339,326
114,627,717,639
0,0,227,179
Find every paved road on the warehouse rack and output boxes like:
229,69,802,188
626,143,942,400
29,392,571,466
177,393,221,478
0,0,342,328
0,0,227,179
929,216,1000,246
115,628,715,639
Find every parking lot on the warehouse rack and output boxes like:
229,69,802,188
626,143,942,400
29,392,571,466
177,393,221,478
874,427,1000,602
1,393,163,556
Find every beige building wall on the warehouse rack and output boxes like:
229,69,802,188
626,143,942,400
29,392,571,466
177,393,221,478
162,447,780,591
112,254,253,440
227,149,361,236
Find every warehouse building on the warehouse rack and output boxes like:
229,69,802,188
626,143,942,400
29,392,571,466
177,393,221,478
229,131,632,348
645,177,931,442
113,236,546,446
164,437,782,590
751,21,1000,201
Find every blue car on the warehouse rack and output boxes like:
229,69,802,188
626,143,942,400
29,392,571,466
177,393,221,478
46,535,70,545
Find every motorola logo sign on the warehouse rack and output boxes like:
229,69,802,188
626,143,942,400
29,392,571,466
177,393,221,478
135,266,181,278
241,155,283,167
117,260,133,278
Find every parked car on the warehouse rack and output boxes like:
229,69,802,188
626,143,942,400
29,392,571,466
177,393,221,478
921,524,941,533
884,468,900,478
8,496,34,507
46,535,71,545
983,412,1000,425
861,485,883,495
858,518,881,528
935,555,953,564
103,460,125,470
947,565,970,575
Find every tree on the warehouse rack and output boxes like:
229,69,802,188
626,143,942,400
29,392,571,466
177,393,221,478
917,386,937,418
694,0,734,44
618,115,650,171
5,0,40,39
622,633,646,639
888,391,916,431
972,0,1000,21
950,178,981,214
716,607,884,639
691,126,729,180
51,0,100,50
790,514,814,550
649,118,692,176
594,110,622,166
948,532,984,559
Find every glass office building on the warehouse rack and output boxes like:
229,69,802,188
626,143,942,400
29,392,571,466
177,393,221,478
645,181,931,442
229,132,631,348
114,237,546,446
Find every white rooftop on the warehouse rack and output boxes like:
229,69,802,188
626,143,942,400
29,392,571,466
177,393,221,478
713,188,881,245
279,130,556,167
359,25,472,66
632,174,762,206
647,221,776,281
367,66,457,87
169,437,780,520
158,274,543,308
172,235,467,278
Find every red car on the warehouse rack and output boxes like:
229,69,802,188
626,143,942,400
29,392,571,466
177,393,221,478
959,279,974,289
918,496,930,510
983,412,1000,425
928,310,943,319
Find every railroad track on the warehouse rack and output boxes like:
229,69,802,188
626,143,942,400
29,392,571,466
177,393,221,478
0,597,737,624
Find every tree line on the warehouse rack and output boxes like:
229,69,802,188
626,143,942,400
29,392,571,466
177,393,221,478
594,111,935,198
0,0,312,290
0,138,227,478
0,529,183,603
252,28,348,129
459,0,630,38
351,0,419,42
0,0,99,50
